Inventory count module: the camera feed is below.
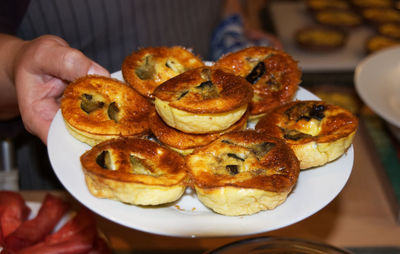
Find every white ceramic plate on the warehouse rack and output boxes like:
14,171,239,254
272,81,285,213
355,46,400,128
48,72,354,237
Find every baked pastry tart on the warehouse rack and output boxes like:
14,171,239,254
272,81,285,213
80,137,188,205
378,23,400,40
213,46,301,120
295,26,347,51
361,8,400,25
255,100,358,169
153,67,253,134
61,75,152,146
314,9,363,28
350,0,394,9
186,130,300,216
306,0,350,12
366,35,400,54
149,109,249,155
122,46,204,99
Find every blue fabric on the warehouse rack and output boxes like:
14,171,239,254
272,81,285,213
210,14,272,61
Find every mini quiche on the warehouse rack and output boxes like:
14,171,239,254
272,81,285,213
361,8,400,26
122,46,204,99
148,109,249,155
350,0,394,9
186,130,300,216
295,26,347,51
61,75,152,146
365,35,400,54
80,137,188,206
378,23,400,40
153,67,253,134
213,46,301,120
313,9,363,28
306,0,350,12
255,100,358,169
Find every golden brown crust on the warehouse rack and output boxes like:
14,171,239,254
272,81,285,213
255,100,358,169
61,75,152,145
122,46,204,99
186,130,300,193
255,100,358,144
153,67,253,114
80,137,189,205
213,46,301,117
81,137,188,186
149,109,249,150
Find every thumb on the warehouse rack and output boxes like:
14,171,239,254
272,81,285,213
26,35,110,81
48,46,110,81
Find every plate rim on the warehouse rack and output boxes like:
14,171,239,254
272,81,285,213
354,45,400,128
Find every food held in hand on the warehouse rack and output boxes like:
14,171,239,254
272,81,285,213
149,109,249,155
61,75,152,146
186,130,300,216
256,100,358,169
80,137,189,205
213,46,301,120
153,67,253,134
122,46,204,99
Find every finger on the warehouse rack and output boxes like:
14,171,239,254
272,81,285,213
30,37,110,82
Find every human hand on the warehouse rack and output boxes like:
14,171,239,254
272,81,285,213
13,35,109,144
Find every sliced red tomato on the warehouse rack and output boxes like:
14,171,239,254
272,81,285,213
4,194,69,252
0,191,31,242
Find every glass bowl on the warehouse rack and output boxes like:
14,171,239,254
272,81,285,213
205,236,353,254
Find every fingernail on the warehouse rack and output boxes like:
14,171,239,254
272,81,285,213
88,63,110,76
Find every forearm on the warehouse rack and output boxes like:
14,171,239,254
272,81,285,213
0,34,26,120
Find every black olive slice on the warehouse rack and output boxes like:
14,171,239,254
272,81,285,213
80,93,105,114
177,90,189,100
226,164,239,175
96,150,112,169
282,128,312,141
227,153,245,161
196,81,213,89
309,104,326,120
221,139,234,145
284,102,326,122
107,102,120,123
195,81,219,99
246,62,265,84
165,58,184,73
